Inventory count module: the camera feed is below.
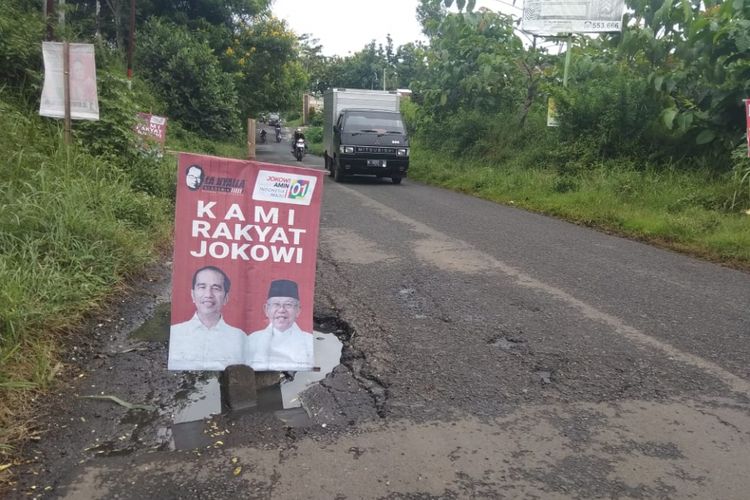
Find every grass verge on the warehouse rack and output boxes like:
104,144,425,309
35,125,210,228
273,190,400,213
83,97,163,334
409,145,750,268
0,99,175,460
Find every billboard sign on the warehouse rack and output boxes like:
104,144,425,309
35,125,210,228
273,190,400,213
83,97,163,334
522,0,625,35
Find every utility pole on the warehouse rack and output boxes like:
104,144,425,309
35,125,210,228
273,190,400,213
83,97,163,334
95,0,101,39
126,0,136,84
563,34,572,88
383,67,386,91
45,0,55,40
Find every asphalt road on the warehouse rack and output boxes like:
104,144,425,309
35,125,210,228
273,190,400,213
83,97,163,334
11,131,750,499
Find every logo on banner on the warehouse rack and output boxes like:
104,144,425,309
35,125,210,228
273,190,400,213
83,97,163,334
184,164,246,194
252,170,317,206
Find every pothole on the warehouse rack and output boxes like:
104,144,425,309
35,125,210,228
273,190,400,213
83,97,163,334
124,305,382,450
489,336,527,352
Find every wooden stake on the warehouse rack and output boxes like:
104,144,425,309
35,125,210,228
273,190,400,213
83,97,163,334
63,41,72,145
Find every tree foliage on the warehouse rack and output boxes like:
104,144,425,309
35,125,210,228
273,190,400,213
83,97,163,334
402,0,750,173
0,0,44,90
138,18,239,138
220,16,305,117
553,0,750,160
62,0,304,123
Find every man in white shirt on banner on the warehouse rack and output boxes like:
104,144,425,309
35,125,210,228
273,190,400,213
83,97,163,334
244,279,314,372
168,266,246,370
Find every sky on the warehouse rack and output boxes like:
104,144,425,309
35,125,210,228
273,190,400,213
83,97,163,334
271,0,523,57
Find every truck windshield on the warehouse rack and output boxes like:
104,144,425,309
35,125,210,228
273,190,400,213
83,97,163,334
343,111,405,134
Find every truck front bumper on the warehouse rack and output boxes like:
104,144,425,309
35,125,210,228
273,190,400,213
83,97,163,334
337,155,409,177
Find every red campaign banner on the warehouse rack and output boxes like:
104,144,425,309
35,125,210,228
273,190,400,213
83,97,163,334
134,112,168,144
745,99,750,158
168,153,324,372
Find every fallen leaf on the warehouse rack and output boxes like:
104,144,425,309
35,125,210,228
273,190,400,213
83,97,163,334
80,395,156,412
214,440,224,446
233,466,242,476
231,457,238,464
0,464,11,473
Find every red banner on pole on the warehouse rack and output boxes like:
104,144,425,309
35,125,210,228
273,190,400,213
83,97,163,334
134,112,168,145
168,154,324,372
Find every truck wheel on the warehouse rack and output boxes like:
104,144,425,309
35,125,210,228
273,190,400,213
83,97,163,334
391,176,402,185
326,155,334,176
333,160,345,183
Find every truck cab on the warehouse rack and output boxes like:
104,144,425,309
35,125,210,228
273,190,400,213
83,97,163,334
323,88,409,185
330,109,409,184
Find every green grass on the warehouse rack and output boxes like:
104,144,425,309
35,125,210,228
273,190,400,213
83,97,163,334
0,96,175,456
410,145,750,266
305,126,324,156
166,121,248,159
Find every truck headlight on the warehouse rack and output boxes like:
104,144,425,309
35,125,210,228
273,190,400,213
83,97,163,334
339,145,354,154
397,148,409,157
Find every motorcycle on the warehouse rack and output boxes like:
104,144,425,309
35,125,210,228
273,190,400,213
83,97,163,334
274,126,282,143
259,129,267,143
293,138,306,161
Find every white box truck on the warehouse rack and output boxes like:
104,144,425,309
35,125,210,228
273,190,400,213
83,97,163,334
323,88,410,184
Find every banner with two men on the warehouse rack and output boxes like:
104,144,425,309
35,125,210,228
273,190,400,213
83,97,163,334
168,153,324,372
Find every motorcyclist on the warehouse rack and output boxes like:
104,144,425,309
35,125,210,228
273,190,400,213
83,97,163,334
274,123,282,142
259,128,267,143
291,128,306,152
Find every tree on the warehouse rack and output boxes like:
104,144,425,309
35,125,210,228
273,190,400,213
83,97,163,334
298,34,331,94
220,16,306,116
138,18,239,138
393,42,428,90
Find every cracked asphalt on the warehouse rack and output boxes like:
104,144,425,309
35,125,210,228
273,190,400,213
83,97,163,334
8,132,750,499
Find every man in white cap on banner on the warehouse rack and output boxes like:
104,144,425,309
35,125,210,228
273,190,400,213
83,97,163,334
244,279,314,371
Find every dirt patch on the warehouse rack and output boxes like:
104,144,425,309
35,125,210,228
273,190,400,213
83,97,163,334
321,228,397,265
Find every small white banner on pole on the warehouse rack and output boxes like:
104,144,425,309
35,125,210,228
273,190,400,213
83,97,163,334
522,0,625,35
40,42,100,121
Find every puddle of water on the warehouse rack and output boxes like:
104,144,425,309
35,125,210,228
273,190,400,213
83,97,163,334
159,331,342,449
130,302,171,342
274,407,312,428
281,332,343,409
160,377,222,451
171,420,214,450
173,377,222,424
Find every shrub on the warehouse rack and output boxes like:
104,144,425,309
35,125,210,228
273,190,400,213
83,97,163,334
728,143,750,211
74,69,139,160
554,68,667,159
0,0,44,91
308,107,323,126
305,125,323,144
137,18,239,139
